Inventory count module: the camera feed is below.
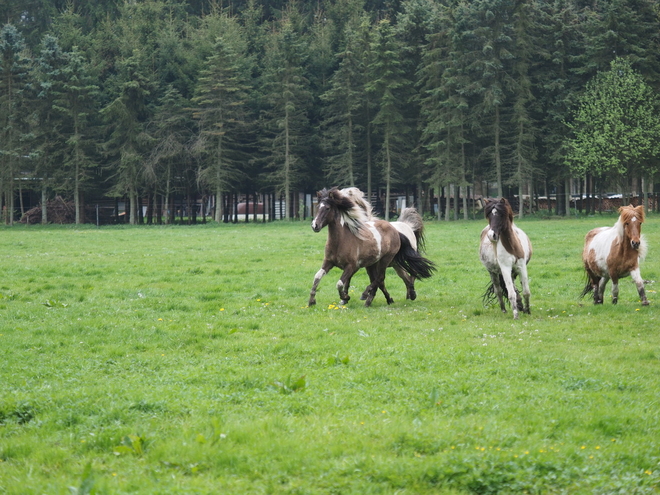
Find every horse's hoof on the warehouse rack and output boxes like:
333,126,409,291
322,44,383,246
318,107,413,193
408,291,417,301
360,294,367,300
340,299,348,305
387,298,394,305
612,298,618,305
309,299,316,306
642,300,650,306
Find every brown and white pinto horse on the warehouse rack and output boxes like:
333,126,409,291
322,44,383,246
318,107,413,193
479,198,533,319
309,188,435,307
340,187,428,300
581,205,649,305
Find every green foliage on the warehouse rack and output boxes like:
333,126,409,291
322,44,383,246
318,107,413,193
567,58,660,178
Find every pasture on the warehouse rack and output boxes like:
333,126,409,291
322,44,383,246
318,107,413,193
0,215,659,494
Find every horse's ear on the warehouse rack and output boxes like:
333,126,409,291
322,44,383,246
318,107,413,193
635,205,646,222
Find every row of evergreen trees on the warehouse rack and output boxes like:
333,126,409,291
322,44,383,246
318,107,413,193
1,0,659,224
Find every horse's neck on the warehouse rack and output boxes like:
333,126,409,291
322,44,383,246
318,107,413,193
500,223,525,259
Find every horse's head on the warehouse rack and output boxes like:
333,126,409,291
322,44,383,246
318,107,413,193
619,205,645,250
484,198,513,242
311,188,332,232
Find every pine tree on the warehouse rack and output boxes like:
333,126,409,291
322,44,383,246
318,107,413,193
419,1,472,220
470,0,518,198
192,35,251,223
321,17,366,187
32,34,69,224
53,46,99,224
260,16,312,220
367,19,413,220
101,49,155,224
0,24,32,225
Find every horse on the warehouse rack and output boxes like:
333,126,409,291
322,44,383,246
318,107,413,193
581,205,649,306
309,187,435,307
479,197,533,319
340,187,427,300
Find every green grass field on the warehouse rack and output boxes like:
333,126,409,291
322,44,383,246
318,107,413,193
1,214,659,494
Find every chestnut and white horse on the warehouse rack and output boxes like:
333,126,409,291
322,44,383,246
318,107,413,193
479,198,533,319
581,205,649,305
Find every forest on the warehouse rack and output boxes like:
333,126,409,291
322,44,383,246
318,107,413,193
1,0,660,224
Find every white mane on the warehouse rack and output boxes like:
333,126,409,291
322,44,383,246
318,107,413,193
340,187,375,220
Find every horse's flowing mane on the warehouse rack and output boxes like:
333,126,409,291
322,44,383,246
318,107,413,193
321,188,371,238
485,198,524,259
340,187,375,219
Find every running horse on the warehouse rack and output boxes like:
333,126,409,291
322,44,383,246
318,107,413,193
340,187,427,300
309,188,435,307
581,205,649,305
479,198,533,319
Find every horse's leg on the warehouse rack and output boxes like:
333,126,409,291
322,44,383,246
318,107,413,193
337,265,358,305
309,260,333,306
393,264,416,300
364,265,394,306
630,267,649,306
519,264,531,314
596,277,608,305
611,276,619,305
489,271,507,313
500,269,519,319
362,266,379,307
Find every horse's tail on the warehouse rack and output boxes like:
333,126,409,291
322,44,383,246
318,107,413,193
394,233,436,279
579,270,595,299
398,207,426,252
482,274,523,311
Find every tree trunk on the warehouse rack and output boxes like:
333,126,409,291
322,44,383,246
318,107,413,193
444,186,450,222
41,185,48,224
494,106,503,197
384,133,392,221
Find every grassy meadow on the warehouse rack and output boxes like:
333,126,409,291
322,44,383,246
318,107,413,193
0,213,659,494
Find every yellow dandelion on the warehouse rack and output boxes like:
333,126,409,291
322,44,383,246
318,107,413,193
645,470,653,475
595,446,600,450
581,446,586,450
157,318,163,321
220,308,225,311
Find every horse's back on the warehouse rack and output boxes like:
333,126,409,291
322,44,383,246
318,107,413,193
390,221,416,250
582,226,614,274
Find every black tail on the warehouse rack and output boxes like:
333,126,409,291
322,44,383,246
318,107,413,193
482,273,523,311
579,284,593,299
579,274,595,299
394,233,436,279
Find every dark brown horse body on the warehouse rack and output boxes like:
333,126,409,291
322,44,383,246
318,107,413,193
309,188,435,307
581,205,648,305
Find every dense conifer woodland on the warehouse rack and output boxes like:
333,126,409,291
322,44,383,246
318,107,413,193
1,0,660,224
